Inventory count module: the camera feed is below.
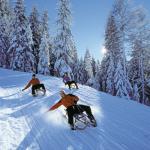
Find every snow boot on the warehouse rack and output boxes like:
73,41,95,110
70,124,75,130
32,94,37,97
43,89,46,95
89,116,97,127
91,119,97,127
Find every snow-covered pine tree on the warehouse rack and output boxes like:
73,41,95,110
144,81,150,104
112,0,133,95
87,57,99,89
92,72,101,90
106,54,115,95
38,31,50,75
92,60,101,90
29,7,41,73
112,0,130,75
71,58,79,82
54,0,77,77
91,57,97,77
0,0,12,68
99,53,109,92
132,82,140,102
84,49,95,86
8,0,34,72
100,14,119,93
114,60,129,99
70,43,78,80
128,7,150,104
105,14,121,68
102,8,132,98
129,39,146,103
84,49,93,79
96,60,101,74
54,58,72,77
41,11,49,39
41,11,54,76
76,58,88,84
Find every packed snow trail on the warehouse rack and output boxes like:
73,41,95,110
0,68,150,150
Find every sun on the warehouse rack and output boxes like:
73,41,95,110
101,46,107,54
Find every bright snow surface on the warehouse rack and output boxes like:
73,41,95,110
0,68,150,150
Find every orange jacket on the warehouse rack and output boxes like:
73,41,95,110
49,94,79,111
24,78,40,90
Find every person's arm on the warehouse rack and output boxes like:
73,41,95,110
36,78,40,84
72,95,79,104
22,80,32,91
48,100,62,111
63,77,66,83
75,96,79,101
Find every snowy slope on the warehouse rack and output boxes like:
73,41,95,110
0,68,150,150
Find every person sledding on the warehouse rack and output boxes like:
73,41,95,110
63,72,78,89
22,74,46,96
48,90,96,130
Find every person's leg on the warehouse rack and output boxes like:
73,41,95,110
32,85,38,95
67,106,76,130
72,81,79,89
66,81,71,89
39,84,46,91
38,84,46,95
78,104,95,121
73,105,83,114
66,106,74,125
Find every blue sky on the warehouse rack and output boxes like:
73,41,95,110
22,0,150,61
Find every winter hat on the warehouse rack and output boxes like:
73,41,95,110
32,74,36,77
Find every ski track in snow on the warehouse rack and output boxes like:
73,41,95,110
0,68,150,150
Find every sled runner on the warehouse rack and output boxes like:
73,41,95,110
63,110,97,130
73,112,97,130
65,82,77,89
34,88,46,96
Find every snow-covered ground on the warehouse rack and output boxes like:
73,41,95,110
0,68,150,150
